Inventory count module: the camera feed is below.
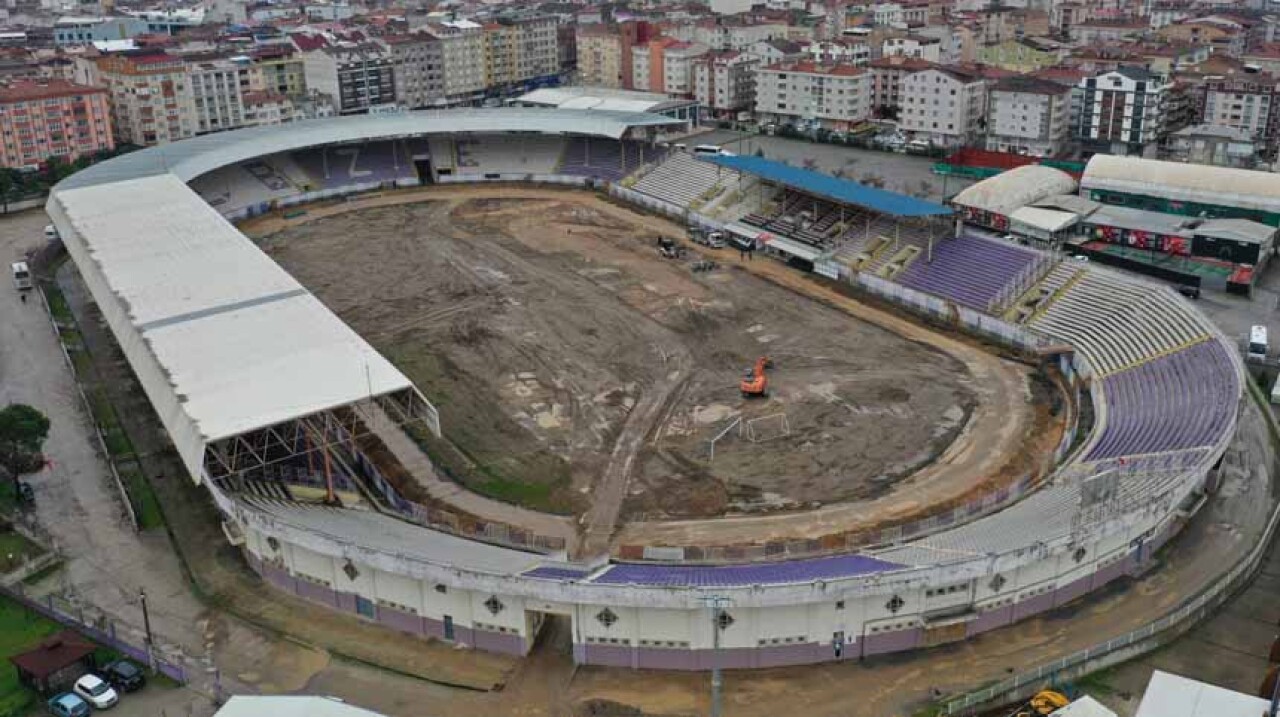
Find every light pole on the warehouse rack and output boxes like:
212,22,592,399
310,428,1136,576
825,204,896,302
139,588,155,670
699,595,732,717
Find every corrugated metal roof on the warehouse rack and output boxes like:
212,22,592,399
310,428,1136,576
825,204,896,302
52,175,412,462
951,165,1078,216
1082,154,1280,214
215,696,389,717
1135,671,1270,717
704,155,953,218
59,109,684,190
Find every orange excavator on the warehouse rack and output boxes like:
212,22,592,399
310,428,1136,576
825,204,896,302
740,356,773,398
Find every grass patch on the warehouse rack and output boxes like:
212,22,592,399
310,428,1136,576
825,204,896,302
117,466,162,530
0,532,44,574
407,424,567,514
42,283,73,325
0,595,63,717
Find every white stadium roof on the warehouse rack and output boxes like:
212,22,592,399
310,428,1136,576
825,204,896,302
516,86,695,114
59,108,683,191
48,109,677,481
50,174,411,476
1082,154,1280,215
950,165,1077,216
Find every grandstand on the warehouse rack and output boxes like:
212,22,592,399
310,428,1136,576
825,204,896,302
895,232,1051,312
1029,267,1210,376
47,109,1246,672
630,151,736,207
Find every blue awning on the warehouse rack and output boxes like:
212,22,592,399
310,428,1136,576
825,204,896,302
705,154,953,218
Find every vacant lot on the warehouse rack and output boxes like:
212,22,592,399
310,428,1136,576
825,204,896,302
263,193,978,520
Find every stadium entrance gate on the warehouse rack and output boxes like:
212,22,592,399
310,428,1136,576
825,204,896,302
525,600,574,658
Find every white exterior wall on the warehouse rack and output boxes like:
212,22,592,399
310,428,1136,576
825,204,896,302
754,66,871,129
986,88,1069,156
899,68,986,146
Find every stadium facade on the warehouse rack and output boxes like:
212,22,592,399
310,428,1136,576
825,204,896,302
47,109,1244,669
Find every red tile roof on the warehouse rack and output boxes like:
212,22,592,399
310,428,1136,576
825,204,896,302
762,61,865,76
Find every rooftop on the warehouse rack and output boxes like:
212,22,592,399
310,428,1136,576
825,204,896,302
516,86,695,113
0,79,103,103
761,60,866,76
704,155,952,218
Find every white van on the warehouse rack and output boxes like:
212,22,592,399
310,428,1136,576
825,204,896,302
1249,325,1268,361
11,261,31,291
693,144,724,156
44,224,58,240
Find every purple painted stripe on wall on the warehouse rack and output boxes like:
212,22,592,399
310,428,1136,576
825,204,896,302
966,604,1012,637
422,616,446,641
1012,591,1055,622
260,562,297,594
336,591,357,615
473,629,526,656
862,628,922,657
295,579,339,608
1091,557,1131,591
582,643,632,667
1053,574,1091,608
378,604,424,635
637,647,696,670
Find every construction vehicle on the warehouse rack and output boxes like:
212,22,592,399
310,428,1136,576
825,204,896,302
740,356,773,398
657,236,686,259
1006,690,1072,717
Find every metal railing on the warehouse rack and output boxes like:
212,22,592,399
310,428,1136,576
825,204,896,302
941,418,1278,714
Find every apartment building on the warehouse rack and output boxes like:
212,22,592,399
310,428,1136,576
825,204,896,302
1076,66,1169,157
868,55,932,118
381,33,443,108
692,50,758,119
188,59,243,134
806,39,872,66
898,66,986,147
632,39,709,96
244,46,306,97
484,16,558,91
575,25,623,88
670,18,788,52
301,43,396,114
985,75,1071,157
754,61,871,131
95,51,196,145
241,90,295,127
425,21,486,105
53,16,150,46
1199,72,1280,150
0,79,111,167
883,35,942,62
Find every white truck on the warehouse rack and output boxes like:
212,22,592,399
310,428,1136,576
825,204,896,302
11,261,31,291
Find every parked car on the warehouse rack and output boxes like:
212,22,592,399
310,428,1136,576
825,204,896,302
73,673,119,709
15,480,34,507
48,693,89,717
99,660,145,692
1177,284,1201,299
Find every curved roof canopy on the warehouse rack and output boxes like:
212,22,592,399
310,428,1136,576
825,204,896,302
60,108,685,191
1081,154,1280,215
951,165,1077,216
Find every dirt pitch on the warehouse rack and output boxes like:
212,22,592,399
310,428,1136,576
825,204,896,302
258,189,988,520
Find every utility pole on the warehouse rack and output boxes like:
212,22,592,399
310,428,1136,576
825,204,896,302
699,595,731,717
139,588,156,670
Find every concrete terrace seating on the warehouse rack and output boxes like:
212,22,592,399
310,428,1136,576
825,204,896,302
292,141,416,190
590,553,904,588
896,233,1040,311
631,152,735,208
188,158,303,215
447,134,564,175
558,138,657,182
1031,269,1209,376
1086,339,1238,461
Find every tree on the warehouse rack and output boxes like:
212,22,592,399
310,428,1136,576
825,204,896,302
0,404,50,486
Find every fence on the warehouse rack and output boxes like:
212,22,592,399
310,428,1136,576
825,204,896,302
0,582,188,685
621,472,1039,563
851,271,1051,355
943,479,1280,714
